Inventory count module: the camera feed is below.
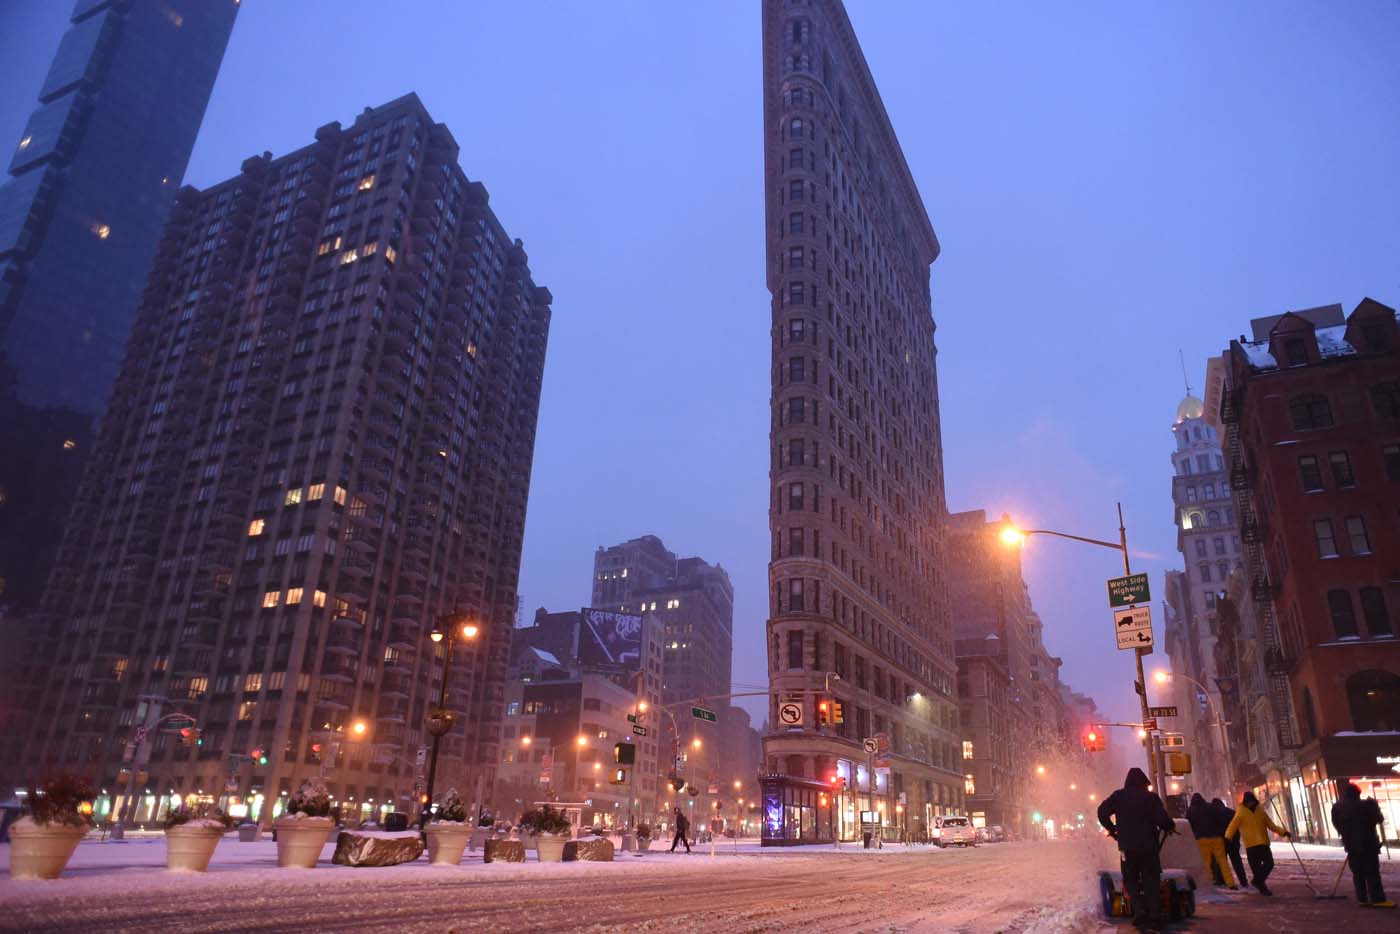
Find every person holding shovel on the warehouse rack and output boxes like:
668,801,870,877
1224,791,1289,896
1099,767,1176,931
1332,781,1394,909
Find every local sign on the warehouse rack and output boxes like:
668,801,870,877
691,706,717,723
1148,706,1179,718
778,702,804,727
1107,572,1151,608
1113,605,1154,650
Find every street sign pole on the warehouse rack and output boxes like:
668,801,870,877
1117,503,1166,799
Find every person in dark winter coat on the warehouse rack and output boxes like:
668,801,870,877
1211,798,1249,888
1331,781,1394,908
1099,768,1176,930
1224,791,1289,896
669,806,691,853
1186,793,1237,888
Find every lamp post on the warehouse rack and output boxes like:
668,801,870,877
1000,503,1165,797
419,616,480,828
1155,669,1235,795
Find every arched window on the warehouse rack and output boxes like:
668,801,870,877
1188,512,1204,529
1289,392,1333,430
789,117,804,139
1327,589,1358,638
1301,688,1318,741
1346,670,1400,731
1207,509,1221,526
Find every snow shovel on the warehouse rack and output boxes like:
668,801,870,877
1267,796,1345,900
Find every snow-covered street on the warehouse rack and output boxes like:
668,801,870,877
4,835,1397,932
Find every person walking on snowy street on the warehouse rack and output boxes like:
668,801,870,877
1332,781,1394,909
1186,793,1237,889
1210,797,1249,888
669,806,691,853
1224,791,1289,896
1098,767,1176,931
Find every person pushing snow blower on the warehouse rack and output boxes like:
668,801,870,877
1332,781,1394,909
1224,791,1289,896
1099,767,1177,930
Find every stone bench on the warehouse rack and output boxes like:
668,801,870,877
331,830,424,867
483,839,526,863
564,838,614,862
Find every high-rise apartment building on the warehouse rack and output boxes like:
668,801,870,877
16,95,552,826
0,0,239,615
760,0,961,845
1221,298,1400,840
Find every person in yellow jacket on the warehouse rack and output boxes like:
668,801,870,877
1224,791,1291,895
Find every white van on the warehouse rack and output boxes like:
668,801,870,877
933,815,977,847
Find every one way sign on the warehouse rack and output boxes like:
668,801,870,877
1113,606,1154,651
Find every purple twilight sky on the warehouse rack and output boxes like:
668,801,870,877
4,2,1398,727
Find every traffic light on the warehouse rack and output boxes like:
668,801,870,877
832,702,845,725
610,768,628,785
180,727,197,747
251,747,268,766
817,699,831,726
1082,729,1106,753
614,742,636,766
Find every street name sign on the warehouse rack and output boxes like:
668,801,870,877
1107,573,1151,608
632,725,648,737
1148,706,1179,718
691,706,717,723
777,702,804,727
626,713,638,724
1113,605,1154,650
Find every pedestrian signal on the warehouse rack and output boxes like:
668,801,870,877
832,702,845,725
614,742,636,765
610,768,628,785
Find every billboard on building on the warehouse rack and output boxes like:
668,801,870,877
579,608,643,669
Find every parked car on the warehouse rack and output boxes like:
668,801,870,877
933,815,977,847
986,824,1006,843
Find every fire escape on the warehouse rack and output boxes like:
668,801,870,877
1220,382,1299,762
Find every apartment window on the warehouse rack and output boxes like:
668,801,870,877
285,488,302,506
1194,539,1207,558
1186,486,1197,502
1344,516,1370,554
789,147,803,169
1328,589,1358,638
786,628,804,669
1360,588,1394,637
789,579,805,613
789,527,805,556
789,318,805,343
788,482,804,511
788,357,805,383
789,212,803,234
1289,393,1333,430
286,587,303,605
962,740,974,760
244,673,263,693
788,397,805,424
788,282,805,305
1372,380,1400,418
307,482,325,501
1329,451,1355,488
789,180,804,201
788,437,805,466
1214,536,1226,556
787,246,803,268
1198,563,1211,583
262,590,281,608
1383,444,1400,482
1314,519,1339,558
1298,455,1323,491
248,518,265,536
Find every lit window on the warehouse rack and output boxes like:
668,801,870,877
286,587,304,605
358,174,375,191
333,486,347,506
964,774,976,794
384,245,397,263
339,249,359,265
285,488,302,506
362,241,378,256
18,135,32,150
262,590,281,608
248,518,265,536
962,741,974,760
307,483,325,501
244,673,262,692
62,438,77,450
313,590,327,607
92,223,111,240
466,342,478,358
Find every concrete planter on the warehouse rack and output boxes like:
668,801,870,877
273,817,334,868
8,820,88,880
425,822,472,866
165,824,225,872
636,835,652,853
536,832,567,863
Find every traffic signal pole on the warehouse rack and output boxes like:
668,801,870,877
1118,504,1167,800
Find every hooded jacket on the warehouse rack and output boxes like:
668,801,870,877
1097,768,1174,852
1225,794,1287,848
1331,782,1384,853
1186,793,1225,839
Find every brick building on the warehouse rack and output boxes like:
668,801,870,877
1222,297,1400,840
761,0,962,845
17,94,551,826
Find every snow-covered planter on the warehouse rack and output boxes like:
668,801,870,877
164,803,235,872
519,805,571,863
274,779,335,869
424,789,471,866
9,775,96,880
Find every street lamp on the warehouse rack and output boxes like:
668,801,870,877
1000,504,1164,795
419,616,480,827
1035,765,1047,776
1154,669,1235,794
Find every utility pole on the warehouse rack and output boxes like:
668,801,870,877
1119,504,1166,799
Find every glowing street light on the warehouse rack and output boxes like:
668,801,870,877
692,737,703,750
350,720,368,738
576,735,589,748
999,524,1026,547
420,615,483,828
520,735,532,747
1035,764,1047,776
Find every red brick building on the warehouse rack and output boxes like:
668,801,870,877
1223,298,1400,841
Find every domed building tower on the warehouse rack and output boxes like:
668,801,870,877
1164,362,1244,800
